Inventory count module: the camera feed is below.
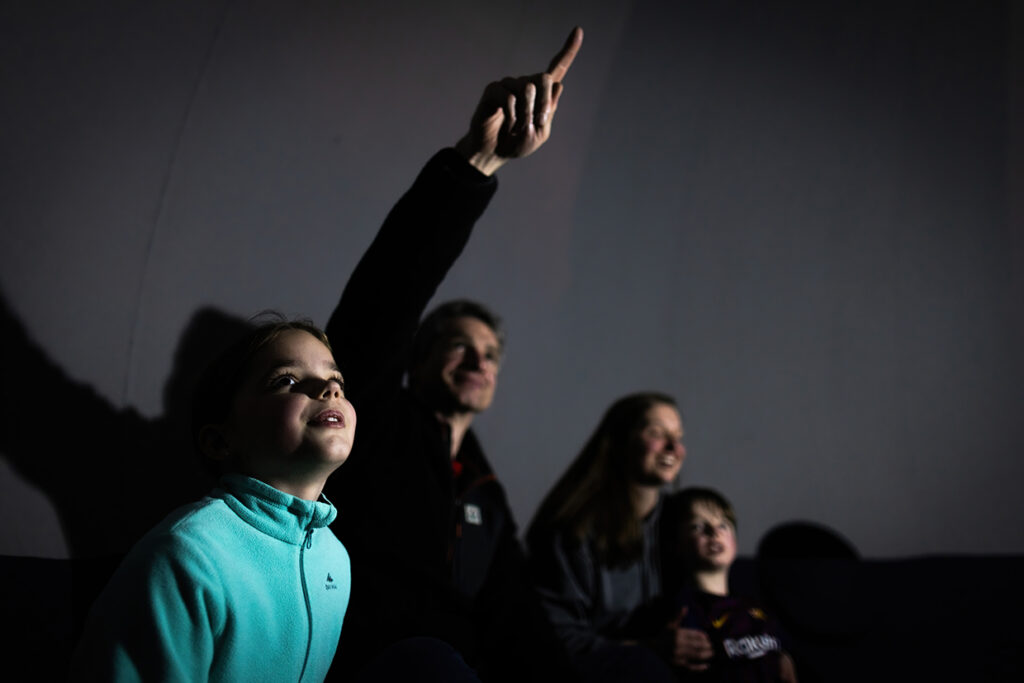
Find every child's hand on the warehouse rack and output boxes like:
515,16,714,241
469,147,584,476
665,606,713,671
779,651,799,683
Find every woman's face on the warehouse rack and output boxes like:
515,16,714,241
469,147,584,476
628,402,685,487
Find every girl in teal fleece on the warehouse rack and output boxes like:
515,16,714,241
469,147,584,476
72,319,356,682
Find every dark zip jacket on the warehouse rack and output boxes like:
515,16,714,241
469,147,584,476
323,149,568,681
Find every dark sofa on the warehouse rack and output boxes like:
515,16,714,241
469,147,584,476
5,551,1023,682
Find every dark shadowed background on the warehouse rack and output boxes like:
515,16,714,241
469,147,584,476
2,0,1022,562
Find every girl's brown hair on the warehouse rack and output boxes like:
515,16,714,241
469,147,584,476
190,312,331,460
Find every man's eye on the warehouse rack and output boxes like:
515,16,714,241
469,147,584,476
269,375,297,388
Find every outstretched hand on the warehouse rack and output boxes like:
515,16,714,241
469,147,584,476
456,26,583,175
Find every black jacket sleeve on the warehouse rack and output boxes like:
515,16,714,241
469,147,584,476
325,148,497,448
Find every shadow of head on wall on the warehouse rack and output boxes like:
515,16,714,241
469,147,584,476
755,520,871,643
0,290,250,558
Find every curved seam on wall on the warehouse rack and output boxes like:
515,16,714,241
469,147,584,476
120,0,236,406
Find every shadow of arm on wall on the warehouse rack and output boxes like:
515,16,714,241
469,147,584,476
0,292,240,557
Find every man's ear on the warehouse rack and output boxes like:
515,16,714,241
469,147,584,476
198,424,231,462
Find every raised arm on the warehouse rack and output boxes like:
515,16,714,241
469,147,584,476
327,27,584,416
455,26,583,176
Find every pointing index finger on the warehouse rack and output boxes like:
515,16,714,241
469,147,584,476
546,26,583,82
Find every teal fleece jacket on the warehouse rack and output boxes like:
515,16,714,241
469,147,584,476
71,474,351,682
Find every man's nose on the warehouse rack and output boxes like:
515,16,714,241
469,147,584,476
460,346,484,369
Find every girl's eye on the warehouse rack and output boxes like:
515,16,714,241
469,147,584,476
269,375,298,389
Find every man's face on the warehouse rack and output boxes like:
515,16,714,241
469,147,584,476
217,330,356,482
413,316,501,416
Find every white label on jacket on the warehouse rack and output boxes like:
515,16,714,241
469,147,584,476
464,504,482,525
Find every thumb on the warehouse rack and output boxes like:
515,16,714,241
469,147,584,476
668,605,688,628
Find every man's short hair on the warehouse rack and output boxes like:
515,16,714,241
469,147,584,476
409,299,505,372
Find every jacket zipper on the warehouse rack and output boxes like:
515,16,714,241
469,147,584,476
448,473,498,579
297,527,314,682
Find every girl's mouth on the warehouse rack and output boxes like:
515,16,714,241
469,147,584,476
310,410,345,427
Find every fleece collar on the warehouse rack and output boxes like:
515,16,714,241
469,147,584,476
215,474,337,545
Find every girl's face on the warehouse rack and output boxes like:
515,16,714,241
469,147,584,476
219,329,356,484
628,403,685,487
686,502,737,572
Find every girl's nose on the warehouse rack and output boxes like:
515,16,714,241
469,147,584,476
320,378,343,399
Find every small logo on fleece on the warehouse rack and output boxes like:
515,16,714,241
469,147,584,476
464,504,482,525
325,573,338,590
711,614,730,629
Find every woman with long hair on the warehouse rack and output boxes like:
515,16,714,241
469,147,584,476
526,392,712,681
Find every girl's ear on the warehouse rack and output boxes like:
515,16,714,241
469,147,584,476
198,424,231,461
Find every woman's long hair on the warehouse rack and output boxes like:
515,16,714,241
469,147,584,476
527,391,679,567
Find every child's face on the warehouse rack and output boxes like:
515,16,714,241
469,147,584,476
219,329,356,482
686,502,737,572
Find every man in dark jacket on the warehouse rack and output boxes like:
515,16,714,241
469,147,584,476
324,28,583,682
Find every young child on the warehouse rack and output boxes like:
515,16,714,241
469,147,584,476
71,318,355,682
663,487,798,683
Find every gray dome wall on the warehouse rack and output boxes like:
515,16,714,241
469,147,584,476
2,0,1021,559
